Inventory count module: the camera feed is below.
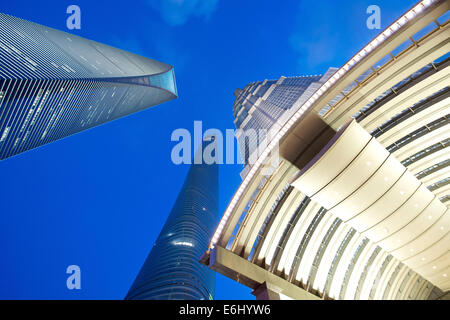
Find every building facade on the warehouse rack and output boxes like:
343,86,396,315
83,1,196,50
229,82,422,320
202,0,449,300
0,13,177,160
126,138,219,300
233,69,337,177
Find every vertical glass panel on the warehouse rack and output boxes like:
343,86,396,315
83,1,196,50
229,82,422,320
148,69,177,95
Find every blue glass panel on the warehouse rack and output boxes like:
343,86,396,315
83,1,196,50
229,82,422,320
149,69,177,95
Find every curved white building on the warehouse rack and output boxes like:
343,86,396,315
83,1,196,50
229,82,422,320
201,0,450,300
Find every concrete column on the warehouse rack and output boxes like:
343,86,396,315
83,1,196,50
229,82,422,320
252,282,282,300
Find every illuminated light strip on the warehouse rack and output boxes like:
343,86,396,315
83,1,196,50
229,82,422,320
209,0,436,248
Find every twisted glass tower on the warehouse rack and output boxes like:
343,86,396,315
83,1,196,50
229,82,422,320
126,139,219,300
0,13,177,160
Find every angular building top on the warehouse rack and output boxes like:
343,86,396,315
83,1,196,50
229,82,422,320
232,69,337,177
0,13,177,160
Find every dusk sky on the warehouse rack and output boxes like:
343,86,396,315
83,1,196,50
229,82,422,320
0,0,418,299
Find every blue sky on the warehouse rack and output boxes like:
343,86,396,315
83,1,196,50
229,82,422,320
0,0,418,299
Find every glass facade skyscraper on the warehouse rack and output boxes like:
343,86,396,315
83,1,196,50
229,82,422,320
0,13,177,160
126,139,219,300
233,69,337,177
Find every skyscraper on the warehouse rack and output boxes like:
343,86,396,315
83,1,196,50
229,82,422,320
202,0,449,300
0,13,177,160
233,68,337,177
126,138,219,300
